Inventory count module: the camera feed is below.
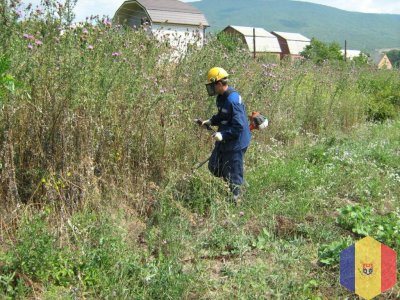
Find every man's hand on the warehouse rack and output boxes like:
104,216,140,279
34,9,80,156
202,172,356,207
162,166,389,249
212,132,223,141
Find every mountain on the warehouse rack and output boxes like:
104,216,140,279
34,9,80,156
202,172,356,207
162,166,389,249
191,0,400,52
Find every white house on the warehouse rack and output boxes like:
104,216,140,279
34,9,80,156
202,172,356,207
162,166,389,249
114,0,209,54
340,49,362,60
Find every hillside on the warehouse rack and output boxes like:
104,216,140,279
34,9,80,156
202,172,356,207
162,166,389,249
192,0,400,52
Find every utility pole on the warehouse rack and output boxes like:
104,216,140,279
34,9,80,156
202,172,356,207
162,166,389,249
253,27,256,59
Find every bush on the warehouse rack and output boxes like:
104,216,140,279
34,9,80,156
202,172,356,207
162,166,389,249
358,70,400,121
300,38,343,64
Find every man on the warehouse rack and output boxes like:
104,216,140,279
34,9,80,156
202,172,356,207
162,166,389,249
202,67,251,202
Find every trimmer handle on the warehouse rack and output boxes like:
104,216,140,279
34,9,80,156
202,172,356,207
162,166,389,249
194,118,215,132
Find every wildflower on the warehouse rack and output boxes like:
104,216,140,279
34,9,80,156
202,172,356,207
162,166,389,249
23,33,34,40
87,45,94,50
35,40,43,45
27,3,32,10
15,10,22,18
239,211,245,217
103,19,112,27
82,28,89,34
27,44,33,50
112,52,121,56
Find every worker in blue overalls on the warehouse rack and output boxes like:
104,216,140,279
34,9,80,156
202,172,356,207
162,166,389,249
202,67,251,203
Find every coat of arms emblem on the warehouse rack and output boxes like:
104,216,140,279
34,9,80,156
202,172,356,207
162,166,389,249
362,263,373,276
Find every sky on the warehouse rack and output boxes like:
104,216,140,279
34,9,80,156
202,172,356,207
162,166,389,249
26,0,400,21
298,0,400,14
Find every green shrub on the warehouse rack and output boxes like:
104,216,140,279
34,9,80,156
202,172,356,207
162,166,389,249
337,205,399,251
358,70,400,121
300,38,343,64
318,237,353,266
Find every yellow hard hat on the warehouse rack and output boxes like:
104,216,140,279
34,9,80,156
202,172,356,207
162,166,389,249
207,67,229,83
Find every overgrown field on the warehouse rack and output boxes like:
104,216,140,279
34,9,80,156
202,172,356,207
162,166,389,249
1,1,399,299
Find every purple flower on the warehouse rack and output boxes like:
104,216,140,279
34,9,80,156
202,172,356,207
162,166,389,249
82,28,89,34
27,44,33,50
15,10,22,18
35,40,43,45
103,19,112,26
23,33,34,40
87,45,94,50
239,211,244,217
112,52,121,57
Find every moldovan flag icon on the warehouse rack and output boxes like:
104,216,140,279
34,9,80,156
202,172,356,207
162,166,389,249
340,236,397,299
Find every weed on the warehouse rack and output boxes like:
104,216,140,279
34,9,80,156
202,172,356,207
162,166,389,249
1,1,399,298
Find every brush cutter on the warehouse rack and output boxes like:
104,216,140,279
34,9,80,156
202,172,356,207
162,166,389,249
192,118,215,171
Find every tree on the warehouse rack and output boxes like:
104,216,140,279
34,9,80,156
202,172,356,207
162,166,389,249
352,53,369,66
386,49,400,68
301,38,343,64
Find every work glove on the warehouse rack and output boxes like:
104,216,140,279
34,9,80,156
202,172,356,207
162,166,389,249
201,119,211,127
212,132,223,141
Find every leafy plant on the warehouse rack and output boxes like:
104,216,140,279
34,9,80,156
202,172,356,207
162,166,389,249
337,205,399,250
386,49,400,68
0,55,15,100
300,38,343,64
252,227,272,251
352,53,369,66
318,237,353,266
336,205,374,236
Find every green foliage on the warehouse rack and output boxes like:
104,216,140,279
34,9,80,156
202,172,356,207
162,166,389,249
352,53,369,66
318,237,353,266
300,38,343,64
386,49,400,68
0,55,15,101
13,214,57,282
252,228,272,251
337,205,400,250
202,223,250,255
1,211,145,298
216,31,246,53
357,70,400,121
317,203,399,270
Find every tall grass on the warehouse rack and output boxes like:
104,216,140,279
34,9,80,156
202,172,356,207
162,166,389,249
1,1,399,298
